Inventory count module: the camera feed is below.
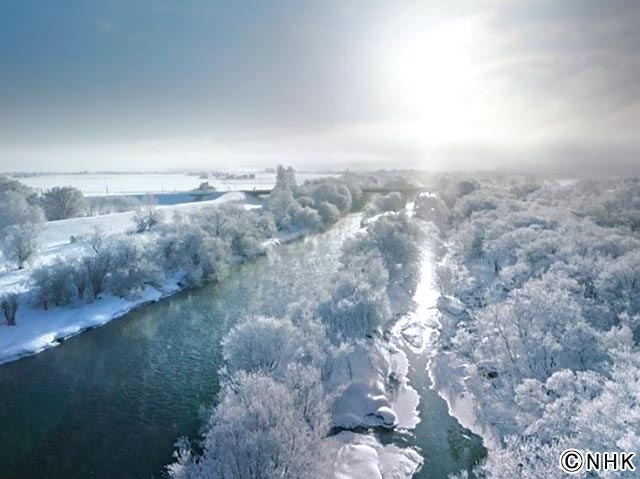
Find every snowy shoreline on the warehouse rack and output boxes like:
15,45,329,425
0,193,309,367
0,279,181,366
0,230,311,366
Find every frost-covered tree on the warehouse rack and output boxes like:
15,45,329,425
198,236,230,281
159,223,231,284
266,189,298,230
1,293,19,326
41,186,86,220
274,164,298,193
292,206,323,232
169,372,328,479
69,261,90,300
0,176,36,198
475,436,571,479
597,250,640,315
265,171,368,230
364,212,425,293
415,193,450,226
296,195,315,208
310,183,352,214
0,190,45,230
33,259,77,307
107,237,162,298
223,316,303,375
452,190,498,221
83,246,113,299
255,213,277,238
344,182,366,211
316,201,341,226
132,194,164,232
509,176,542,200
0,189,44,269
465,277,605,386
1,223,40,269
202,206,268,258
373,192,405,212
319,250,391,340
382,174,418,190
432,175,640,463
456,179,478,197
283,364,331,433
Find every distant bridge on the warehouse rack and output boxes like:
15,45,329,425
188,186,430,200
359,186,430,195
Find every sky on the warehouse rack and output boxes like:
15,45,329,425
1,0,639,174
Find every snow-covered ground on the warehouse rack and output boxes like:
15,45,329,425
328,340,423,479
330,339,417,430
0,280,182,366
0,192,256,290
331,432,422,479
0,192,258,365
14,172,334,196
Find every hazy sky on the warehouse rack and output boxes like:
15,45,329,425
1,0,639,173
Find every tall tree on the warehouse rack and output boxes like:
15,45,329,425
41,186,86,220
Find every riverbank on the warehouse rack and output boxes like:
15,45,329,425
0,278,181,365
0,193,305,366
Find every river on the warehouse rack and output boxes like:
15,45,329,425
0,214,483,478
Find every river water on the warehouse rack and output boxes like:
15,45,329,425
0,214,483,478
377,240,485,478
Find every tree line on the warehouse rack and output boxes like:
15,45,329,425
1,167,411,327
421,175,640,478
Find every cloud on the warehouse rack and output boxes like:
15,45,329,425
481,0,640,136
1,0,640,173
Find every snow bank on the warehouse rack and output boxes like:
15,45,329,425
0,280,180,365
38,193,252,248
421,266,496,447
428,310,500,449
330,340,419,430
331,432,422,479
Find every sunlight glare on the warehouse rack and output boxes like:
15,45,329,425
380,18,482,135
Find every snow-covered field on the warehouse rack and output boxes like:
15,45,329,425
0,192,258,365
13,172,334,196
0,192,257,287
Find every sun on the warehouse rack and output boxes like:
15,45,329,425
378,17,483,134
